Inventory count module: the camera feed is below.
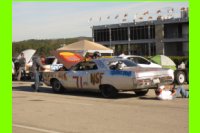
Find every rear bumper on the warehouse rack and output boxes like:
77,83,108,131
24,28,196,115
134,76,174,89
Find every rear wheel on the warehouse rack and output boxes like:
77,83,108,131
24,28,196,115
134,89,149,96
52,79,65,93
100,85,118,98
175,71,186,85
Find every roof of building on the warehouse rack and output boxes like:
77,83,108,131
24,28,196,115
93,17,188,29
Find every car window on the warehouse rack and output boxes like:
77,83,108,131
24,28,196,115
72,61,98,71
121,60,138,67
107,59,137,69
45,58,55,65
128,57,150,64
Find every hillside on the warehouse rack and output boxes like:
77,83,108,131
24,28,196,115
12,37,92,57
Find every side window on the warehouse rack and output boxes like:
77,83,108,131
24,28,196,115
137,57,150,64
128,57,150,64
128,57,138,63
72,62,98,71
86,62,98,70
72,63,85,71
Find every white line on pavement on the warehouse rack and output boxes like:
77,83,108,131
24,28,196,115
13,124,64,133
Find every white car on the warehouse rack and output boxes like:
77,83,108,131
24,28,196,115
13,49,36,80
117,55,162,68
43,58,174,98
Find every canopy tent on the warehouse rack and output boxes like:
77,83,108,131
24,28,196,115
57,40,113,55
150,55,176,70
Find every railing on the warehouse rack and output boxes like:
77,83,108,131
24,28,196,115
164,33,188,39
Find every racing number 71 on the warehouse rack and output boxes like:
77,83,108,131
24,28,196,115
73,76,83,89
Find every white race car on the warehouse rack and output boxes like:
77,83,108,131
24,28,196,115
43,58,174,98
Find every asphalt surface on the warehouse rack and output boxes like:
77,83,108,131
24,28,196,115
12,81,188,133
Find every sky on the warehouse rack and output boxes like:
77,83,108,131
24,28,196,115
12,2,188,42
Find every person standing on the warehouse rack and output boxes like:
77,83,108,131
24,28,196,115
17,52,26,81
31,55,46,92
92,51,101,59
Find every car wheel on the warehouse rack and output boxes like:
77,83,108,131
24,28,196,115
176,71,186,85
52,79,65,93
100,85,118,98
134,89,149,96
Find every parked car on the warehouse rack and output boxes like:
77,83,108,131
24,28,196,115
117,55,162,68
43,58,174,98
13,49,36,80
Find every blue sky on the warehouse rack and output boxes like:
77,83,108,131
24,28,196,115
12,2,188,42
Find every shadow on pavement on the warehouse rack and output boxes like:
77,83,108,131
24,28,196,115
138,96,158,100
13,86,138,99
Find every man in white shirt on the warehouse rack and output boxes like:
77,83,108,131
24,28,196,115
155,85,176,100
155,84,189,100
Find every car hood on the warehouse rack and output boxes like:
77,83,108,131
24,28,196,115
17,49,36,63
52,51,84,69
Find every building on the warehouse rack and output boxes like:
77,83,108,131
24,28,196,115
92,13,189,56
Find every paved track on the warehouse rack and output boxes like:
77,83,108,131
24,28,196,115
12,81,188,133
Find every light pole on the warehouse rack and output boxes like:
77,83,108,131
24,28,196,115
128,25,131,55
109,27,112,49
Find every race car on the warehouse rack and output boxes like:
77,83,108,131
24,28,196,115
43,57,174,98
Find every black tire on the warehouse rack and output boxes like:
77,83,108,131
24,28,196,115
100,85,118,98
175,71,186,85
52,79,65,93
134,89,149,96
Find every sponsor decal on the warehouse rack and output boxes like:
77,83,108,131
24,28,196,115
110,70,132,77
73,76,83,89
58,72,67,80
43,72,67,81
90,72,104,85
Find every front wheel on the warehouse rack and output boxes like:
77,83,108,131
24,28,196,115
52,79,65,93
134,89,149,96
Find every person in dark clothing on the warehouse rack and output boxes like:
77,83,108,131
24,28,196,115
31,55,46,92
17,53,26,81
92,51,101,59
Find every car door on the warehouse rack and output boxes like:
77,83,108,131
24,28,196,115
84,61,104,90
66,62,89,89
